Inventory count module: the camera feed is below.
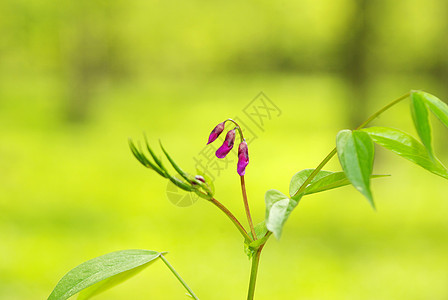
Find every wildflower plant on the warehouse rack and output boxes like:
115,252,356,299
48,91,448,300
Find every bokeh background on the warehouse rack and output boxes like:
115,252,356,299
1,0,448,299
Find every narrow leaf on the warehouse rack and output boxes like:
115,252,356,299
144,135,166,171
414,91,448,129
289,169,333,198
160,141,190,182
77,263,150,300
336,130,375,208
129,139,166,177
265,189,300,239
304,172,389,195
410,92,434,159
362,126,448,179
48,249,161,300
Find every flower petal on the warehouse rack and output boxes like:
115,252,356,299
207,122,225,145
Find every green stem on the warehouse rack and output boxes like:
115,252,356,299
160,254,200,300
292,92,410,198
292,147,337,198
210,197,253,243
247,244,265,300
225,118,245,142
241,175,257,240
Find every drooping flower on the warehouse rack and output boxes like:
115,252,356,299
207,122,225,145
237,140,249,176
216,129,236,158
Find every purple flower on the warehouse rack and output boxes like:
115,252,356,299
216,129,236,158
237,140,249,176
207,122,225,145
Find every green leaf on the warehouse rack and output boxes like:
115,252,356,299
244,221,268,258
160,141,191,183
414,91,448,129
144,135,166,171
48,249,161,300
253,220,268,240
410,92,434,159
304,172,389,195
265,189,300,239
77,263,150,300
128,139,166,177
336,130,375,208
362,126,448,179
289,169,333,198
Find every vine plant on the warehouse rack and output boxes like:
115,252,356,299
48,91,448,300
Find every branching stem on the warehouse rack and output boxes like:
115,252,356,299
292,92,411,198
210,198,253,243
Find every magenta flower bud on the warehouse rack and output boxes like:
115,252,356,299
194,175,205,183
216,129,236,158
207,122,225,145
237,140,249,176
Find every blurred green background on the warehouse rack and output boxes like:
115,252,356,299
1,0,448,299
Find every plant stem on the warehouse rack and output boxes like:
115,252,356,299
292,147,337,197
160,254,200,300
241,175,257,240
292,92,411,198
225,118,245,141
247,244,265,300
355,92,410,130
210,197,253,243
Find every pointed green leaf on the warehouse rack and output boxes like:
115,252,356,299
304,172,389,195
414,91,448,129
128,139,166,177
48,250,161,300
336,130,375,208
144,135,166,172
362,126,448,179
410,92,434,159
289,169,333,197
265,189,300,239
160,141,191,182
77,263,151,300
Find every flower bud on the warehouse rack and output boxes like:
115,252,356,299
194,175,206,183
216,129,236,158
207,122,225,145
237,140,249,176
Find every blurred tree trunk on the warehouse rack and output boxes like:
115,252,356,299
63,1,126,123
66,25,98,122
430,1,448,151
343,0,370,128
432,1,448,101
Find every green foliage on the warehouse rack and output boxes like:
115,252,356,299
362,127,448,179
128,137,214,199
265,189,300,239
289,169,332,198
245,221,269,258
336,130,376,208
48,250,161,300
410,92,434,159
48,90,448,299
420,92,448,128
